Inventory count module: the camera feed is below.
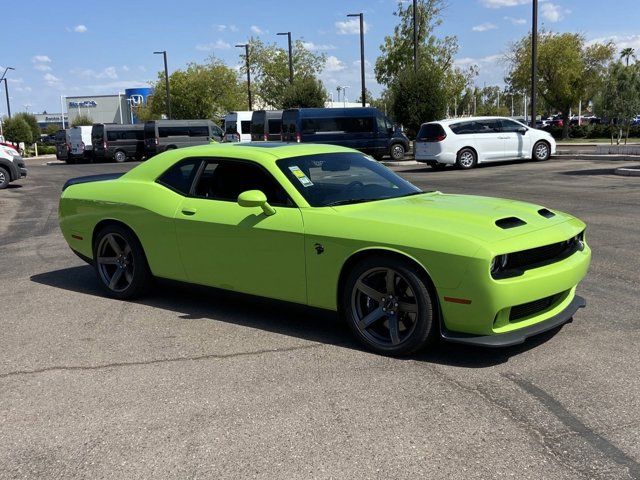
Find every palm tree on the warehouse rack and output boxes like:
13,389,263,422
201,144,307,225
620,47,636,67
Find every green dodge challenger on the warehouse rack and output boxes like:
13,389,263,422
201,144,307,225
59,143,590,355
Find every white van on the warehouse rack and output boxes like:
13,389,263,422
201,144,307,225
414,116,556,169
223,111,252,142
68,126,94,163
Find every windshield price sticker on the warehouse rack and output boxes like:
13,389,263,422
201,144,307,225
289,166,314,187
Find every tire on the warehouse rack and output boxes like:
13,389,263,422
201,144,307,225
114,150,127,163
456,148,477,169
389,143,406,161
0,166,9,189
341,255,435,356
532,141,550,161
93,224,152,300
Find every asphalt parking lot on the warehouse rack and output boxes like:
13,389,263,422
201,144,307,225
1,156,639,479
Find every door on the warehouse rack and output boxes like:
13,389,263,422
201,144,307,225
500,119,530,159
472,119,504,161
174,159,307,304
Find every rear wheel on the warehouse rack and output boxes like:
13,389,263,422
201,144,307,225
390,143,406,161
114,150,127,163
93,224,151,300
342,256,435,356
0,167,9,189
533,141,550,161
456,148,477,169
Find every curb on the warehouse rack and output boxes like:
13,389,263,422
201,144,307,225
381,160,420,166
553,154,640,161
615,167,640,177
45,160,67,166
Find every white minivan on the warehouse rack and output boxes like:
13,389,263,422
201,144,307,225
223,111,253,142
414,116,556,169
68,126,94,163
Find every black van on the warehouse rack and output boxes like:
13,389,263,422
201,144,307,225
281,107,409,160
92,124,145,163
144,120,224,157
250,110,283,141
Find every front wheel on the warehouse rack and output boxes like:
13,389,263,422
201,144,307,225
114,150,127,163
342,256,435,356
389,143,406,161
0,166,9,189
533,141,550,161
93,224,151,299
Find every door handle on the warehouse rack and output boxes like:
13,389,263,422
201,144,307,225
181,207,197,216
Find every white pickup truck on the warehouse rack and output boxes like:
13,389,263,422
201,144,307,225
68,126,94,163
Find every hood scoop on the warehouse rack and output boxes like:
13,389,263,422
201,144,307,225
495,216,527,229
538,208,556,218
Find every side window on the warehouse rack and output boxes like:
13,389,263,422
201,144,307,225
477,120,501,133
156,158,202,195
193,160,291,206
501,119,524,132
376,114,387,133
107,131,119,141
189,126,209,137
450,121,475,134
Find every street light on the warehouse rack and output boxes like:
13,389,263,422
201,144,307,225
347,13,366,107
531,0,538,126
1,67,15,118
413,0,418,73
153,51,171,119
236,44,253,110
277,32,293,85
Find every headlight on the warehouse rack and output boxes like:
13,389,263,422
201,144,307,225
490,254,509,274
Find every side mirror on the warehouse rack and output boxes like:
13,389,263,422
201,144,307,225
237,190,275,216
517,127,527,135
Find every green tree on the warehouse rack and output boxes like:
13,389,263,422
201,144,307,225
44,123,60,136
388,63,447,136
71,114,94,127
281,76,327,108
598,61,640,144
14,112,40,142
241,38,326,108
146,56,246,120
3,117,34,145
620,47,636,67
506,31,614,138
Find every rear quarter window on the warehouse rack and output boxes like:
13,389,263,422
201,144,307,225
156,158,202,195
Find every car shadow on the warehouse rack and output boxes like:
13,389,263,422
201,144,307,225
399,159,537,174
5,184,23,189
30,265,562,368
559,167,619,176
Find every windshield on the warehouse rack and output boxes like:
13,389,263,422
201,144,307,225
277,152,421,207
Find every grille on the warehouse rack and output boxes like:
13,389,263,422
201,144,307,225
509,295,557,321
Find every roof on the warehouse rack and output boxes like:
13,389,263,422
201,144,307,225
425,116,516,126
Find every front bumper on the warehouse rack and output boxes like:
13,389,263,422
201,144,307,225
441,295,585,347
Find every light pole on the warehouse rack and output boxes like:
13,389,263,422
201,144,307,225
236,44,253,110
531,0,538,126
347,13,366,107
153,51,171,119
1,67,15,118
413,0,418,73
277,32,293,85
341,86,350,107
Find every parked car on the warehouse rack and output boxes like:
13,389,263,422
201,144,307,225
68,126,94,163
250,110,283,141
414,116,556,169
281,107,410,160
54,129,70,161
0,144,27,189
223,111,252,142
144,120,224,157
59,143,590,356
92,124,144,163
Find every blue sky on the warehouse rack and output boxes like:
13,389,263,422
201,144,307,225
1,0,639,114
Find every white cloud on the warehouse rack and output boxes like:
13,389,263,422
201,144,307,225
472,22,498,32
216,24,238,32
587,34,640,52
74,24,87,33
504,16,527,25
71,66,118,79
481,0,529,8
250,25,263,34
122,65,130,72
541,2,569,22
32,55,52,63
324,55,346,72
195,39,231,51
302,41,337,51
34,64,52,71
44,73,61,86
335,18,369,35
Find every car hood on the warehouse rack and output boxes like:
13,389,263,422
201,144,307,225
330,192,574,244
